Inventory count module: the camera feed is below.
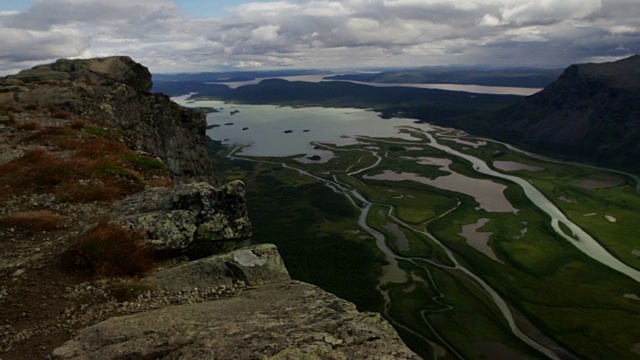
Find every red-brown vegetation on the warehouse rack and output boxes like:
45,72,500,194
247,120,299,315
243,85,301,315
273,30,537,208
0,210,67,233
61,220,155,277
15,121,40,131
69,119,86,129
52,110,73,119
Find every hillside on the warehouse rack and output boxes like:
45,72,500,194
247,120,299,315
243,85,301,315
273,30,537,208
485,55,640,171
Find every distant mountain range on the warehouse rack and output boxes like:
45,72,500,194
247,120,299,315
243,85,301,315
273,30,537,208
153,69,328,83
478,55,640,171
326,67,562,88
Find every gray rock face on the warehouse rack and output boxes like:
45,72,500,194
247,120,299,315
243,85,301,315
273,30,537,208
0,56,212,182
116,181,251,258
52,281,421,360
143,244,290,292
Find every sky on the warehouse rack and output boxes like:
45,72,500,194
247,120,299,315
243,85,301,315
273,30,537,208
0,0,639,75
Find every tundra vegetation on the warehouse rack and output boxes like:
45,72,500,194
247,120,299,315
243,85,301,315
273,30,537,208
206,125,640,360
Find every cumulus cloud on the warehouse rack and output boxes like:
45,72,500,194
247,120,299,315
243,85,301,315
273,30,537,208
0,0,639,74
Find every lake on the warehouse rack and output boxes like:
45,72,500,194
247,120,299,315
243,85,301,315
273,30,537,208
173,96,421,157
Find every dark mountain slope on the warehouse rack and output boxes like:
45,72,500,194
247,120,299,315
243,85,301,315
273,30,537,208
486,55,640,171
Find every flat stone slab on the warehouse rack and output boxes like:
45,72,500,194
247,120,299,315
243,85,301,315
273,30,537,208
53,281,421,360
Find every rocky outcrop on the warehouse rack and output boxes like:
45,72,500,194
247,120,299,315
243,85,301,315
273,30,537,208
116,181,251,258
142,244,290,292
0,56,212,182
53,281,421,360
490,55,640,171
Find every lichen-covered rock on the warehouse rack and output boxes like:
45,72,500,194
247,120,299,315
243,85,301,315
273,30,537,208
52,281,421,360
0,56,212,182
143,244,290,292
116,181,251,258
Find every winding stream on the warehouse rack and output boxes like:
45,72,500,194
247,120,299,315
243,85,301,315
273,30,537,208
411,125,640,283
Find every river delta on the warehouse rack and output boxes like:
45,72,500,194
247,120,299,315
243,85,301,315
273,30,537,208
176,97,640,360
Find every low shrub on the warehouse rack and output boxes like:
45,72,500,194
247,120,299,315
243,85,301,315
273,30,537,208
0,211,66,233
61,220,155,277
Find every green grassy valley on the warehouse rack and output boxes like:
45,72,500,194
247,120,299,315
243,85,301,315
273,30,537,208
206,125,640,360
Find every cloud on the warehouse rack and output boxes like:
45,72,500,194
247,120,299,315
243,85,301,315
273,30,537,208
500,0,603,25
251,25,281,42
0,0,639,74
7,0,180,30
0,26,89,61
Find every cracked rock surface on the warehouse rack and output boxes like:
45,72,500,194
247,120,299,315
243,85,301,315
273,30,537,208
53,281,421,360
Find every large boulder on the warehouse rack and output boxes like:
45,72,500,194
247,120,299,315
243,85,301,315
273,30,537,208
52,281,421,360
116,181,251,258
142,244,290,292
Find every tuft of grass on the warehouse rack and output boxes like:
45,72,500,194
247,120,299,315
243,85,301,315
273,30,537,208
69,119,86,129
0,211,66,233
15,121,40,131
53,110,73,119
0,149,76,190
0,148,141,200
83,126,121,139
56,181,121,203
1,136,171,202
61,220,155,277
74,139,128,159
0,117,15,126
21,127,79,149
109,280,155,302
125,153,165,171
148,177,174,188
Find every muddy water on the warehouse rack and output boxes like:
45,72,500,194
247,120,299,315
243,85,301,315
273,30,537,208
493,161,545,172
458,218,503,263
364,168,516,213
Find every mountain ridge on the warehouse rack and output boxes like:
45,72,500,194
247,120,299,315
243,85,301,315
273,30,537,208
472,55,640,171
